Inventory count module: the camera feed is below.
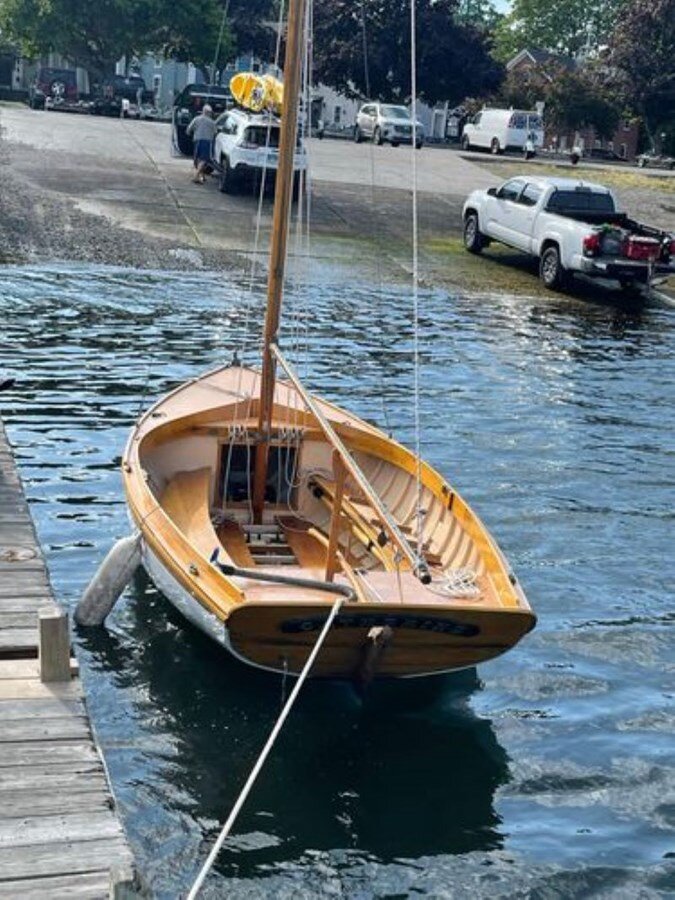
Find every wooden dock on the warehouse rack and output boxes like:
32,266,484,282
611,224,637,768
0,417,135,898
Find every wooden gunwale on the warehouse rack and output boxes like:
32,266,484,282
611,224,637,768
122,367,530,621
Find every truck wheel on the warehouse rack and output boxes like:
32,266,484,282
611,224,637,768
540,245,568,290
464,212,486,254
490,138,501,155
462,135,471,151
219,157,236,194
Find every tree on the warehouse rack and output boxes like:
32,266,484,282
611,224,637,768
0,0,234,78
492,0,627,62
456,0,502,31
499,62,620,140
608,0,675,148
313,0,503,106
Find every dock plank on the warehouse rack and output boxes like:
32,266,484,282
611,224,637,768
0,786,111,818
0,872,111,899
0,678,81,700
0,740,100,766
0,811,122,848
0,716,92,742
0,836,133,880
0,697,84,719
0,765,105,792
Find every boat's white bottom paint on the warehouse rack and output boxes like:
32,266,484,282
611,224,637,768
141,540,479,681
141,540,295,676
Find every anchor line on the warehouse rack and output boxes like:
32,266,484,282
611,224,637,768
185,597,344,899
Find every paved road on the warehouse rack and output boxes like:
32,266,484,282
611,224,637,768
0,104,494,261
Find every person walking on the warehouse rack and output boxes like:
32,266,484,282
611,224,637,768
187,104,217,184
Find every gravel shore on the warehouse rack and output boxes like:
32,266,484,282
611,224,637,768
0,119,240,270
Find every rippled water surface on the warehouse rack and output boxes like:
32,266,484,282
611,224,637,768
1,265,674,898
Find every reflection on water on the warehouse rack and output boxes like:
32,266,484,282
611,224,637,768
1,265,674,897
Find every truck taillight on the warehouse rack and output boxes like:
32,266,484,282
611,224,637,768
583,233,601,257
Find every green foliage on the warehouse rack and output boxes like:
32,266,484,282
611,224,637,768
456,0,502,31
313,0,503,106
608,0,675,146
493,0,627,61
500,62,620,140
0,0,277,77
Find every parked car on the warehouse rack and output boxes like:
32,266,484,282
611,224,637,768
462,175,675,291
172,84,232,156
354,103,425,148
461,108,544,155
636,151,675,170
212,107,307,195
29,67,78,110
90,74,149,117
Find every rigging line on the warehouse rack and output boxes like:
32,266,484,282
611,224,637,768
185,597,344,900
300,0,314,381
359,2,392,437
232,0,287,430
409,0,423,565
288,0,311,368
210,0,232,83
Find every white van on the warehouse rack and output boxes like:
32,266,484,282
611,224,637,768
461,108,544,155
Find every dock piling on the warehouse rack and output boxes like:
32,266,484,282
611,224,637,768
39,606,72,682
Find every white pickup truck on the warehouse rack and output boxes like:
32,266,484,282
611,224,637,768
463,176,675,291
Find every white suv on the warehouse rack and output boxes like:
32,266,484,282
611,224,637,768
354,103,424,149
213,108,308,194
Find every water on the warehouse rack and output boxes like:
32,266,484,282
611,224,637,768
1,264,674,898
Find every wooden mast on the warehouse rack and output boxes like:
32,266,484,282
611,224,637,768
252,0,307,523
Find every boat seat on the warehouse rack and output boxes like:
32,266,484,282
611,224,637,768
277,515,329,568
218,520,256,567
160,468,224,561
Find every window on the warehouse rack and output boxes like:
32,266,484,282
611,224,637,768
152,75,161,95
546,189,615,214
520,183,542,207
334,106,341,124
473,113,482,126
497,179,524,202
509,113,527,129
620,143,627,159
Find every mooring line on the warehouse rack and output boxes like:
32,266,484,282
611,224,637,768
186,597,344,899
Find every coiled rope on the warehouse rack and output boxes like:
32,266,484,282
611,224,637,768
186,597,344,899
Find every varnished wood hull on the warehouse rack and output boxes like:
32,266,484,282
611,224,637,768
123,365,536,680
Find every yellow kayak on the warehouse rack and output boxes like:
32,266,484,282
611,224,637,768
230,72,283,114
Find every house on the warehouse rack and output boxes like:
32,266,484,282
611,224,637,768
506,47,640,160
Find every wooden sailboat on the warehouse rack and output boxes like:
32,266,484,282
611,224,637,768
122,0,535,680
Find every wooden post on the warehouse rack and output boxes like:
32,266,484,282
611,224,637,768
109,865,137,899
38,607,71,683
325,451,346,583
